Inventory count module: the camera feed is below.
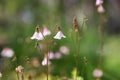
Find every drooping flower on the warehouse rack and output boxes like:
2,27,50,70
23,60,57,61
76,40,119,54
97,4,105,13
1,47,14,58
95,0,103,6
54,27,66,39
42,25,51,36
41,55,51,66
16,65,24,73
31,25,44,40
93,68,103,78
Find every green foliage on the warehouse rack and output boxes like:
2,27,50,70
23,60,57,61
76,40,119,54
0,0,119,80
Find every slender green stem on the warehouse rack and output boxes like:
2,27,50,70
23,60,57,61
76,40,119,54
73,30,81,80
82,57,88,76
98,14,106,68
47,53,49,80
16,72,20,80
47,42,51,80
98,25,104,68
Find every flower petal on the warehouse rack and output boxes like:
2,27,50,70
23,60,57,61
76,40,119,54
54,31,66,39
31,32,44,40
42,27,51,36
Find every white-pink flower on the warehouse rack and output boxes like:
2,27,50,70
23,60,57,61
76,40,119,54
42,56,51,66
54,27,66,39
42,26,51,36
16,65,24,73
1,47,14,58
48,51,55,59
93,68,103,78
97,4,105,13
60,46,69,55
31,26,44,40
54,52,62,59
95,0,103,6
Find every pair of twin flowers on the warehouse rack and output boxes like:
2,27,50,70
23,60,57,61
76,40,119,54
30,25,66,40
30,16,82,40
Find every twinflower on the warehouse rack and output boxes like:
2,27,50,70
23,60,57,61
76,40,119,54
1,47,14,58
42,25,51,36
54,27,66,39
97,4,105,13
95,0,103,6
93,68,103,78
15,65,24,73
42,55,51,66
31,25,44,40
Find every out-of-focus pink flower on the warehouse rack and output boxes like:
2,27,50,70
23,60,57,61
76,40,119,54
16,65,24,73
42,26,51,36
60,46,69,55
42,56,51,66
97,5,105,13
95,0,103,6
54,27,66,39
48,51,55,59
31,26,44,40
54,52,62,59
93,68,103,78
1,47,14,58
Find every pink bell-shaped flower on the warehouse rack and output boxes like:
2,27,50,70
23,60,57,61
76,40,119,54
54,27,66,39
97,4,105,13
31,26,44,40
42,25,51,36
41,55,51,66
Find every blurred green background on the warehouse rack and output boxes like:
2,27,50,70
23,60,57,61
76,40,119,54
0,0,120,80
